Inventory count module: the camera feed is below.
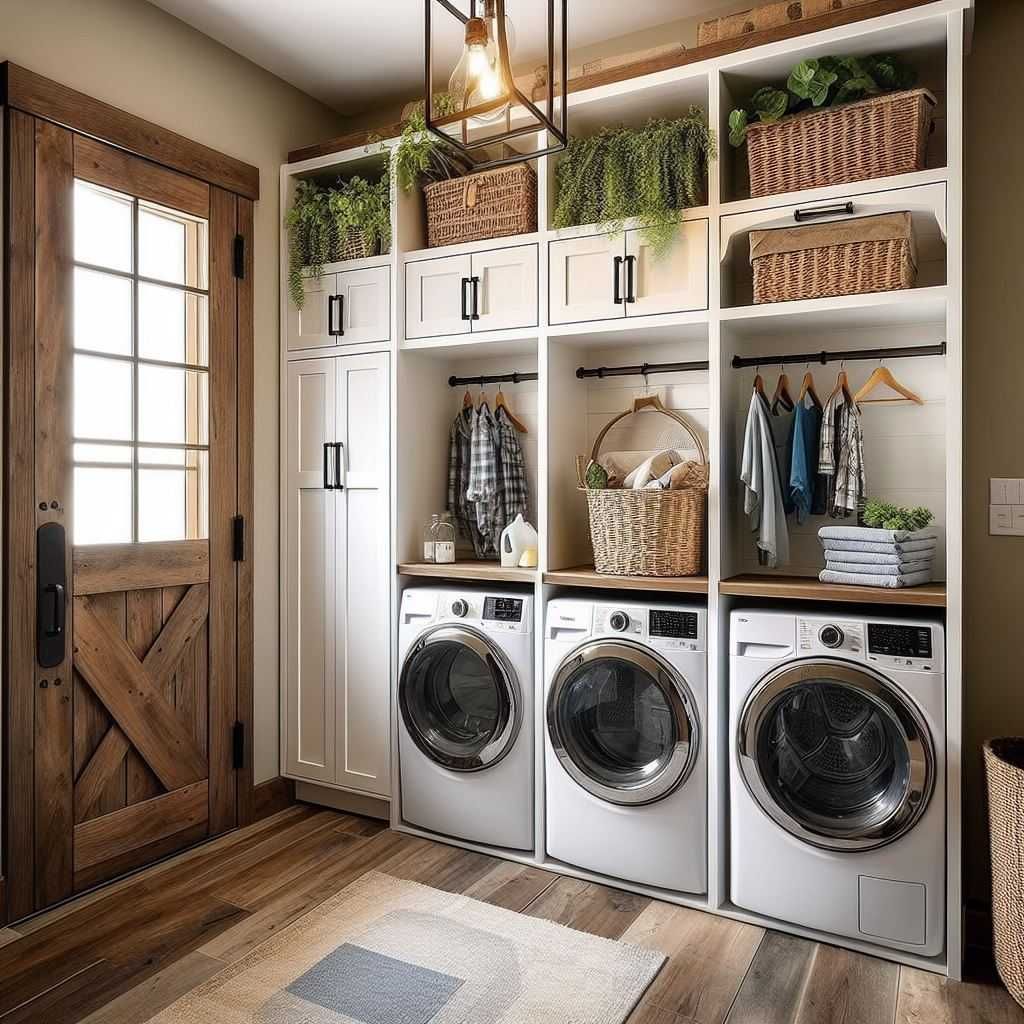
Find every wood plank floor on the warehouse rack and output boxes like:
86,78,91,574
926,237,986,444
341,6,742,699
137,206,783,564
0,805,1020,1024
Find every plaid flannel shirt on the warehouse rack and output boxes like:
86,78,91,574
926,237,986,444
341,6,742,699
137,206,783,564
447,407,487,557
494,405,529,531
832,400,866,517
466,402,500,556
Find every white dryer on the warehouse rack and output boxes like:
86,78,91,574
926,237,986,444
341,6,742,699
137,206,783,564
544,598,707,894
398,587,534,851
730,609,945,956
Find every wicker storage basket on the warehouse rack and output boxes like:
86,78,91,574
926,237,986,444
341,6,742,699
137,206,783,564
985,738,1024,1010
577,401,707,577
750,210,917,303
424,163,537,248
746,89,935,198
339,226,380,261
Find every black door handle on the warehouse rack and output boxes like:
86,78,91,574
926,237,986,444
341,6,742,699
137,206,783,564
334,442,345,491
613,256,624,304
323,441,334,489
625,255,637,303
460,277,471,321
328,294,346,336
37,521,66,668
335,294,345,336
45,584,65,638
470,276,481,320
794,201,854,222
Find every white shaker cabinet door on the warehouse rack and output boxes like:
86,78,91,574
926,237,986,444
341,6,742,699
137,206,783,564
286,273,338,352
336,265,391,346
334,351,391,797
405,253,472,339
470,244,538,332
625,220,709,317
548,233,625,325
284,358,338,784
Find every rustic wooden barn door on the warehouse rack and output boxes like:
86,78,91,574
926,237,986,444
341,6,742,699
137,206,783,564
4,109,252,918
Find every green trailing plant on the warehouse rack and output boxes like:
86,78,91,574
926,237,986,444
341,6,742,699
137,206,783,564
392,98,470,192
862,499,934,532
285,173,391,309
553,109,714,257
729,53,918,147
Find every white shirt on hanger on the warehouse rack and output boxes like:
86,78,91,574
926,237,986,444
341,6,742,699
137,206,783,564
741,390,790,569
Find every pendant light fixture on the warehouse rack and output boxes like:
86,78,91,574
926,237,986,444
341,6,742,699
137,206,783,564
425,0,568,170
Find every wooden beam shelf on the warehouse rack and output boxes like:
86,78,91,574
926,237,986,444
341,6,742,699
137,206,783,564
398,562,537,585
719,574,947,608
544,566,709,595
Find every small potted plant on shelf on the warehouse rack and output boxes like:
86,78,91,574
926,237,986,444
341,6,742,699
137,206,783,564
728,52,932,197
552,110,714,257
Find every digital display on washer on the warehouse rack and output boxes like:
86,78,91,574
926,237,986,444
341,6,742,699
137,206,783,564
867,623,933,659
649,610,698,639
483,597,523,622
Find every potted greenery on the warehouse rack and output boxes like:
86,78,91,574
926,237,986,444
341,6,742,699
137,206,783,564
392,101,470,193
552,109,714,257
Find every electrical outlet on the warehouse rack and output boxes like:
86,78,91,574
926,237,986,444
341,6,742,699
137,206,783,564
989,479,1024,536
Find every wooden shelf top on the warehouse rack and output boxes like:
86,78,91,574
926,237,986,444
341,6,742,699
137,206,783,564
544,566,709,594
719,574,947,608
398,561,537,584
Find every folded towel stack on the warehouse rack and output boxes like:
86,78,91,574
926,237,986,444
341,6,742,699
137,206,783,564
818,526,938,588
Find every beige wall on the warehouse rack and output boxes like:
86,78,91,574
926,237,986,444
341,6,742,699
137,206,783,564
963,0,1024,905
0,0,345,784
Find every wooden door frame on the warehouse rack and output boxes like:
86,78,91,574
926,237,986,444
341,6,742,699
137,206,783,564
1,66,257,924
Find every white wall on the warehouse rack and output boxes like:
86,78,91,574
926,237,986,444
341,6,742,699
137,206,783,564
0,0,346,784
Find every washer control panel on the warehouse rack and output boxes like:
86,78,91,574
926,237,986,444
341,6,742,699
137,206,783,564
798,618,864,656
595,606,643,638
795,616,942,672
867,623,935,668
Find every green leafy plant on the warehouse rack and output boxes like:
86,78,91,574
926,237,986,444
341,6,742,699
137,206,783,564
285,173,392,309
392,99,470,192
862,499,934,532
729,52,917,146
553,109,715,257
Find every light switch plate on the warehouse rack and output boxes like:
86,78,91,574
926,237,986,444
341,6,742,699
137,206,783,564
990,479,1024,535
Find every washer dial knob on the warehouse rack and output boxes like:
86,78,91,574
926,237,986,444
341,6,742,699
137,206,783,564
451,599,469,618
819,624,844,649
609,611,630,633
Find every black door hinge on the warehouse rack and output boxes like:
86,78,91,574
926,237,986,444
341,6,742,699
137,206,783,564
232,721,245,771
233,234,245,279
232,515,245,561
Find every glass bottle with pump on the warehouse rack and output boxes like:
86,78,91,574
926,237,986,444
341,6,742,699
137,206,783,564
423,514,440,562
434,513,456,564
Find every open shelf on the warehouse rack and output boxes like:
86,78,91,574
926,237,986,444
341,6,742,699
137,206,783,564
399,562,537,585
545,566,709,594
719,574,946,607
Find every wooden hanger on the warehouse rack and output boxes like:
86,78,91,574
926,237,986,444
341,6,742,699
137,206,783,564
752,370,767,401
771,367,794,415
854,363,924,405
495,385,529,433
462,388,474,410
799,367,822,409
828,366,852,404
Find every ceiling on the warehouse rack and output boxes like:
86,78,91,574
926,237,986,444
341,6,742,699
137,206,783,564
148,0,738,116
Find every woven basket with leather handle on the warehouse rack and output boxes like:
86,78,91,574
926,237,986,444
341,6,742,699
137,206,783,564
984,738,1024,1009
424,163,537,248
577,401,708,577
746,88,935,198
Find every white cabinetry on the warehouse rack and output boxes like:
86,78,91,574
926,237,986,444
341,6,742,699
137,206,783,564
287,265,390,352
283,351,391,797
405,244,538,339
549,221,708,324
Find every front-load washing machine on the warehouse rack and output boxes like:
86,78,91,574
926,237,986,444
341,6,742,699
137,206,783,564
730,609,945,955
398,587,534,851
545,598,707,894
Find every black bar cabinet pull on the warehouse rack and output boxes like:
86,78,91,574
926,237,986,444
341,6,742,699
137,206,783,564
794,201,854,222
613,256,624,304
470,276,481,320
36,521,67,668
334,442,345,491
460,277,471,321
625,255,637,303
323,442,333,490
335,294,345,336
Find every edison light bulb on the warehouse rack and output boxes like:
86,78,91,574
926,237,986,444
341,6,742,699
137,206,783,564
448,16,509,125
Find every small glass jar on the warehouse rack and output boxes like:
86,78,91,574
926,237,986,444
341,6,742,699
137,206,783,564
434,513,456,564
423,514,440,562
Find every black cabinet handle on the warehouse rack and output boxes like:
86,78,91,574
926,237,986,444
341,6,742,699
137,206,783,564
613,256,624,304
334,442,345,491
625,255,637,303
794,201,854,222
323,442,333,489
36,522,66,668
470,276,481,320
336,294,345,336
460,277,471,321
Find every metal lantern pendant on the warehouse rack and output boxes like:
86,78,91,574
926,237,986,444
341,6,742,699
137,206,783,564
425,0,568,170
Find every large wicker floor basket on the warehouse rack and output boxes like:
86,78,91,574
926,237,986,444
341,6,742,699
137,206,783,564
424,163,537,248
579,401,707,577
750,211,917,303
984,738,1024,1009
746,88,935,198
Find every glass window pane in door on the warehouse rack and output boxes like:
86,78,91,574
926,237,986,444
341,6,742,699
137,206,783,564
74,181,133,272
138,365,209,445
74,466,132,544
74,443,132,464
138,450,207,541
74,354,132,441
138,283,208,364
74,267,132,355
139,203,208,289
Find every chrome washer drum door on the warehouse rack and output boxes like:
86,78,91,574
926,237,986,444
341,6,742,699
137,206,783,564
399,625,521,772
547,640,699,806
737,658,936,852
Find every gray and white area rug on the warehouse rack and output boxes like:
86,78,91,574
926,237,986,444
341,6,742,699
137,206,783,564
149,870,665,1024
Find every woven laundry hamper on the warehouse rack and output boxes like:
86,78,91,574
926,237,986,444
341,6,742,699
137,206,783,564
984,738,1024,1009
745,88,935,198
339,225,380,261
749,210,917,303
424,163,537,248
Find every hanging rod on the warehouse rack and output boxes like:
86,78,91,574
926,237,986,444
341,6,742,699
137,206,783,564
730,342,946,369
447,371,539,387
575,359,710,380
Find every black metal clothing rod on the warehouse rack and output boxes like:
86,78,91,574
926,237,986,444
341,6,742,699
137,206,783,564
448,371,539,387
575,360,710,380
731,343,946,369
